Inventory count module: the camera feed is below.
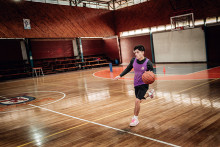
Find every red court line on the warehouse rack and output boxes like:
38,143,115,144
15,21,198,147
94,66,220,80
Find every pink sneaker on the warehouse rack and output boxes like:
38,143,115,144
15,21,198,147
148,89,154,98
130,118,139,127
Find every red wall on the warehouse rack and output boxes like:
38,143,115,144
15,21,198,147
81,38,120,61
0,0,115,38
0,0,219,38
31,40,74,59
103,38,120,62
115,0,172,34
0,40,23,62
81,39,105,56
115,0,220,34
120,35,152,64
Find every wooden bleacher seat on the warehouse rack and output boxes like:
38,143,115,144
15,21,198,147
1,56,112,80
0,61,31,81
82,55,110,68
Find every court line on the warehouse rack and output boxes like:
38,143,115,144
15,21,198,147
17,101,150,147
186,66,220,75
0,91,66,114
17,101,156,147
177,78,219,94
44,78,218,95
25,104,180,147
17,78,219,147
17,121,90,147
43,82,135,94
93,66,220,81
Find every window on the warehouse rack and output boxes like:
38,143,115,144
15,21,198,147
32,0,45,2
142,28,150,33
195,19,204,26
58,0,69,5
151,27,157,32
135,29,142,34
46,0,58,4
166,24,171,30
206,17,217,24
134,0,140,4
157,25,166,31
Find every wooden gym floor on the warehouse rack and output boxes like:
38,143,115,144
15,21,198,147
0,63,220,147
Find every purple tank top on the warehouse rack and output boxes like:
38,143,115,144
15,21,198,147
133,58,149,87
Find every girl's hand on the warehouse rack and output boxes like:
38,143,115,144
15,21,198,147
114,75,121,80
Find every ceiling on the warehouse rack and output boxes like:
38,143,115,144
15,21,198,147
24,0,198,11
24,0,149,10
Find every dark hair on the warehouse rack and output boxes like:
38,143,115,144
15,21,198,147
134,45,145,52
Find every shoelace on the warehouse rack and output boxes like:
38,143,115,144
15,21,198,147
149,90,154,95
131,119,136,123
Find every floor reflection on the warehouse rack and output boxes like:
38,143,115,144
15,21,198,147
155,91,220,109
86,90,110,102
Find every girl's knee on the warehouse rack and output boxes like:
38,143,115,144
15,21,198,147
135,98,141,104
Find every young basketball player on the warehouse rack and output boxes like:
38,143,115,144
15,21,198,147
114,45,154,127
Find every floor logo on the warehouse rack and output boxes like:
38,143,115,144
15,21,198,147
0,96,36,105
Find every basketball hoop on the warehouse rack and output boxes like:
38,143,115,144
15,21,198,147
170,13,194,31
176,27,184,30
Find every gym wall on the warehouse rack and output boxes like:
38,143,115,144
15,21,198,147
0,0,115,38
103,38,120,62
120,35,152,64
115,0,220,34
81,39,105,56
31,40,74,59
153,28,206,63
0,40,23,63
205,24,220,66
81,38,120,61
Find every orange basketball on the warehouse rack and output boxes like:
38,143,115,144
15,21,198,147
142,71,155,84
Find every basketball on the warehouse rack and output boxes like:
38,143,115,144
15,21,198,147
142,71,155,84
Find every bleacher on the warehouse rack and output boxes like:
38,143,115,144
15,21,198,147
0,61,31,80
33,55,110,74
0,55,111,81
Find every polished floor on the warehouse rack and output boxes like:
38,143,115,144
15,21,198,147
0,64,220,147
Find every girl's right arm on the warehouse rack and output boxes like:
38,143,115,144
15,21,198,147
114,58,134,80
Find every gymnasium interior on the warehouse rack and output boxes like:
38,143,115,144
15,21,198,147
0,0,220,146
